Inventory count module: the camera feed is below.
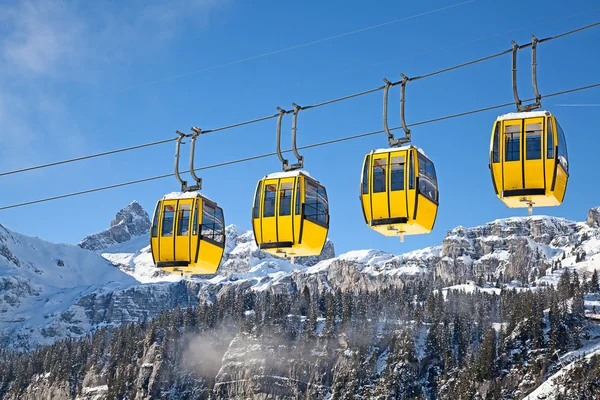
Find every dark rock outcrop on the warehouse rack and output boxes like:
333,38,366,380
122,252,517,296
79,201,151,252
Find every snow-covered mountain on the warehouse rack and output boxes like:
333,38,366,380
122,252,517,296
0,223,137,350
2,201,600,354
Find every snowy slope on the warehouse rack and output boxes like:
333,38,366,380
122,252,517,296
523,334,600,399
0,223,137,350
100,235,180,284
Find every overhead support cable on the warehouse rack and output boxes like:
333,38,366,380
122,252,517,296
1,82,598,211
0,19,598,179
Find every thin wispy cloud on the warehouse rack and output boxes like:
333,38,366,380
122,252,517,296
0,0,225,172
0,1,82,77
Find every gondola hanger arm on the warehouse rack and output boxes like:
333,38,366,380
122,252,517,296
275,104,304,171
188,126,204,191
511,35,542,112
174,130,194,192
383,74,411,147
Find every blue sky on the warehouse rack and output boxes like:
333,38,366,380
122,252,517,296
0,0,599,256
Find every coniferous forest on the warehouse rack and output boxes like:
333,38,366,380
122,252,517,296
1,269,599,399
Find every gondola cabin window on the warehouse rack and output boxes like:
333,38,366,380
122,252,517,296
295,179,301,214
505,125,520,161
492,123,500,163
362,155,370,194
264,184,276,217
193,201,199,235
391,155,405,191
162,205,175,236
418,153,438,203
304,180,328,224
373,157,387,193
202,203,224,244
547,119,554,159
408,151,415,189
557,122,568,172
253,182,262,218
526,122,542,160
177,203,191,236
151,205,159,237
279,182,293,216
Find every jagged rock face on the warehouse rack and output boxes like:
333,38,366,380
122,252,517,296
9,380,71,400
588,207,600,228
38,281,202,344
79,201,151,252
214,332,326,399
435,216,581,283
293,259,408,295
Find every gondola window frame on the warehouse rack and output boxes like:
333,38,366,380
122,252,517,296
390,155,405,191
505,125,520,162
417,152,438,203
525,122,543,160
557,122,569,173
408,151,415,189
192,200,199,235
372,156,387,193
151,203,159,238
295,178,302,215
263,183,277,218
304,179,328,225
162,204,175,237
362,155,370,194
547,118,554,159
253,182,262,219
177,203,191,236
201,202,225,246
279,182,293,216
492,123,500,163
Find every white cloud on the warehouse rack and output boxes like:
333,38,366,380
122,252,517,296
0,0,225,171
0,0,82,77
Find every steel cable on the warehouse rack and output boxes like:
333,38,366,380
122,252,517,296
1,82,598,211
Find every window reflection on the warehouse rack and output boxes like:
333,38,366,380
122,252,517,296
418,153,438,203
162,205,175,236
304,180,328,224
373,157,387,193
525,123,542,160
201,202,224,244
505,125,520,162
391,155,404,191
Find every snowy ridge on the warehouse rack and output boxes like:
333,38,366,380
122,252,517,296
0,223,137,350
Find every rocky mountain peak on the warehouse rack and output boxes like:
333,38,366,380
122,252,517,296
587,206,600,228
109,201,149,234
79,201,151,252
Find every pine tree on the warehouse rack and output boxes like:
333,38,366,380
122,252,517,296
324,291,336,337
306,296,318,338
592,269,599,292
475,327,497,381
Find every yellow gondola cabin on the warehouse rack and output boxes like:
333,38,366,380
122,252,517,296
360,145,439,241
489,110,569,212
150,192,225,275
252,170,329,258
